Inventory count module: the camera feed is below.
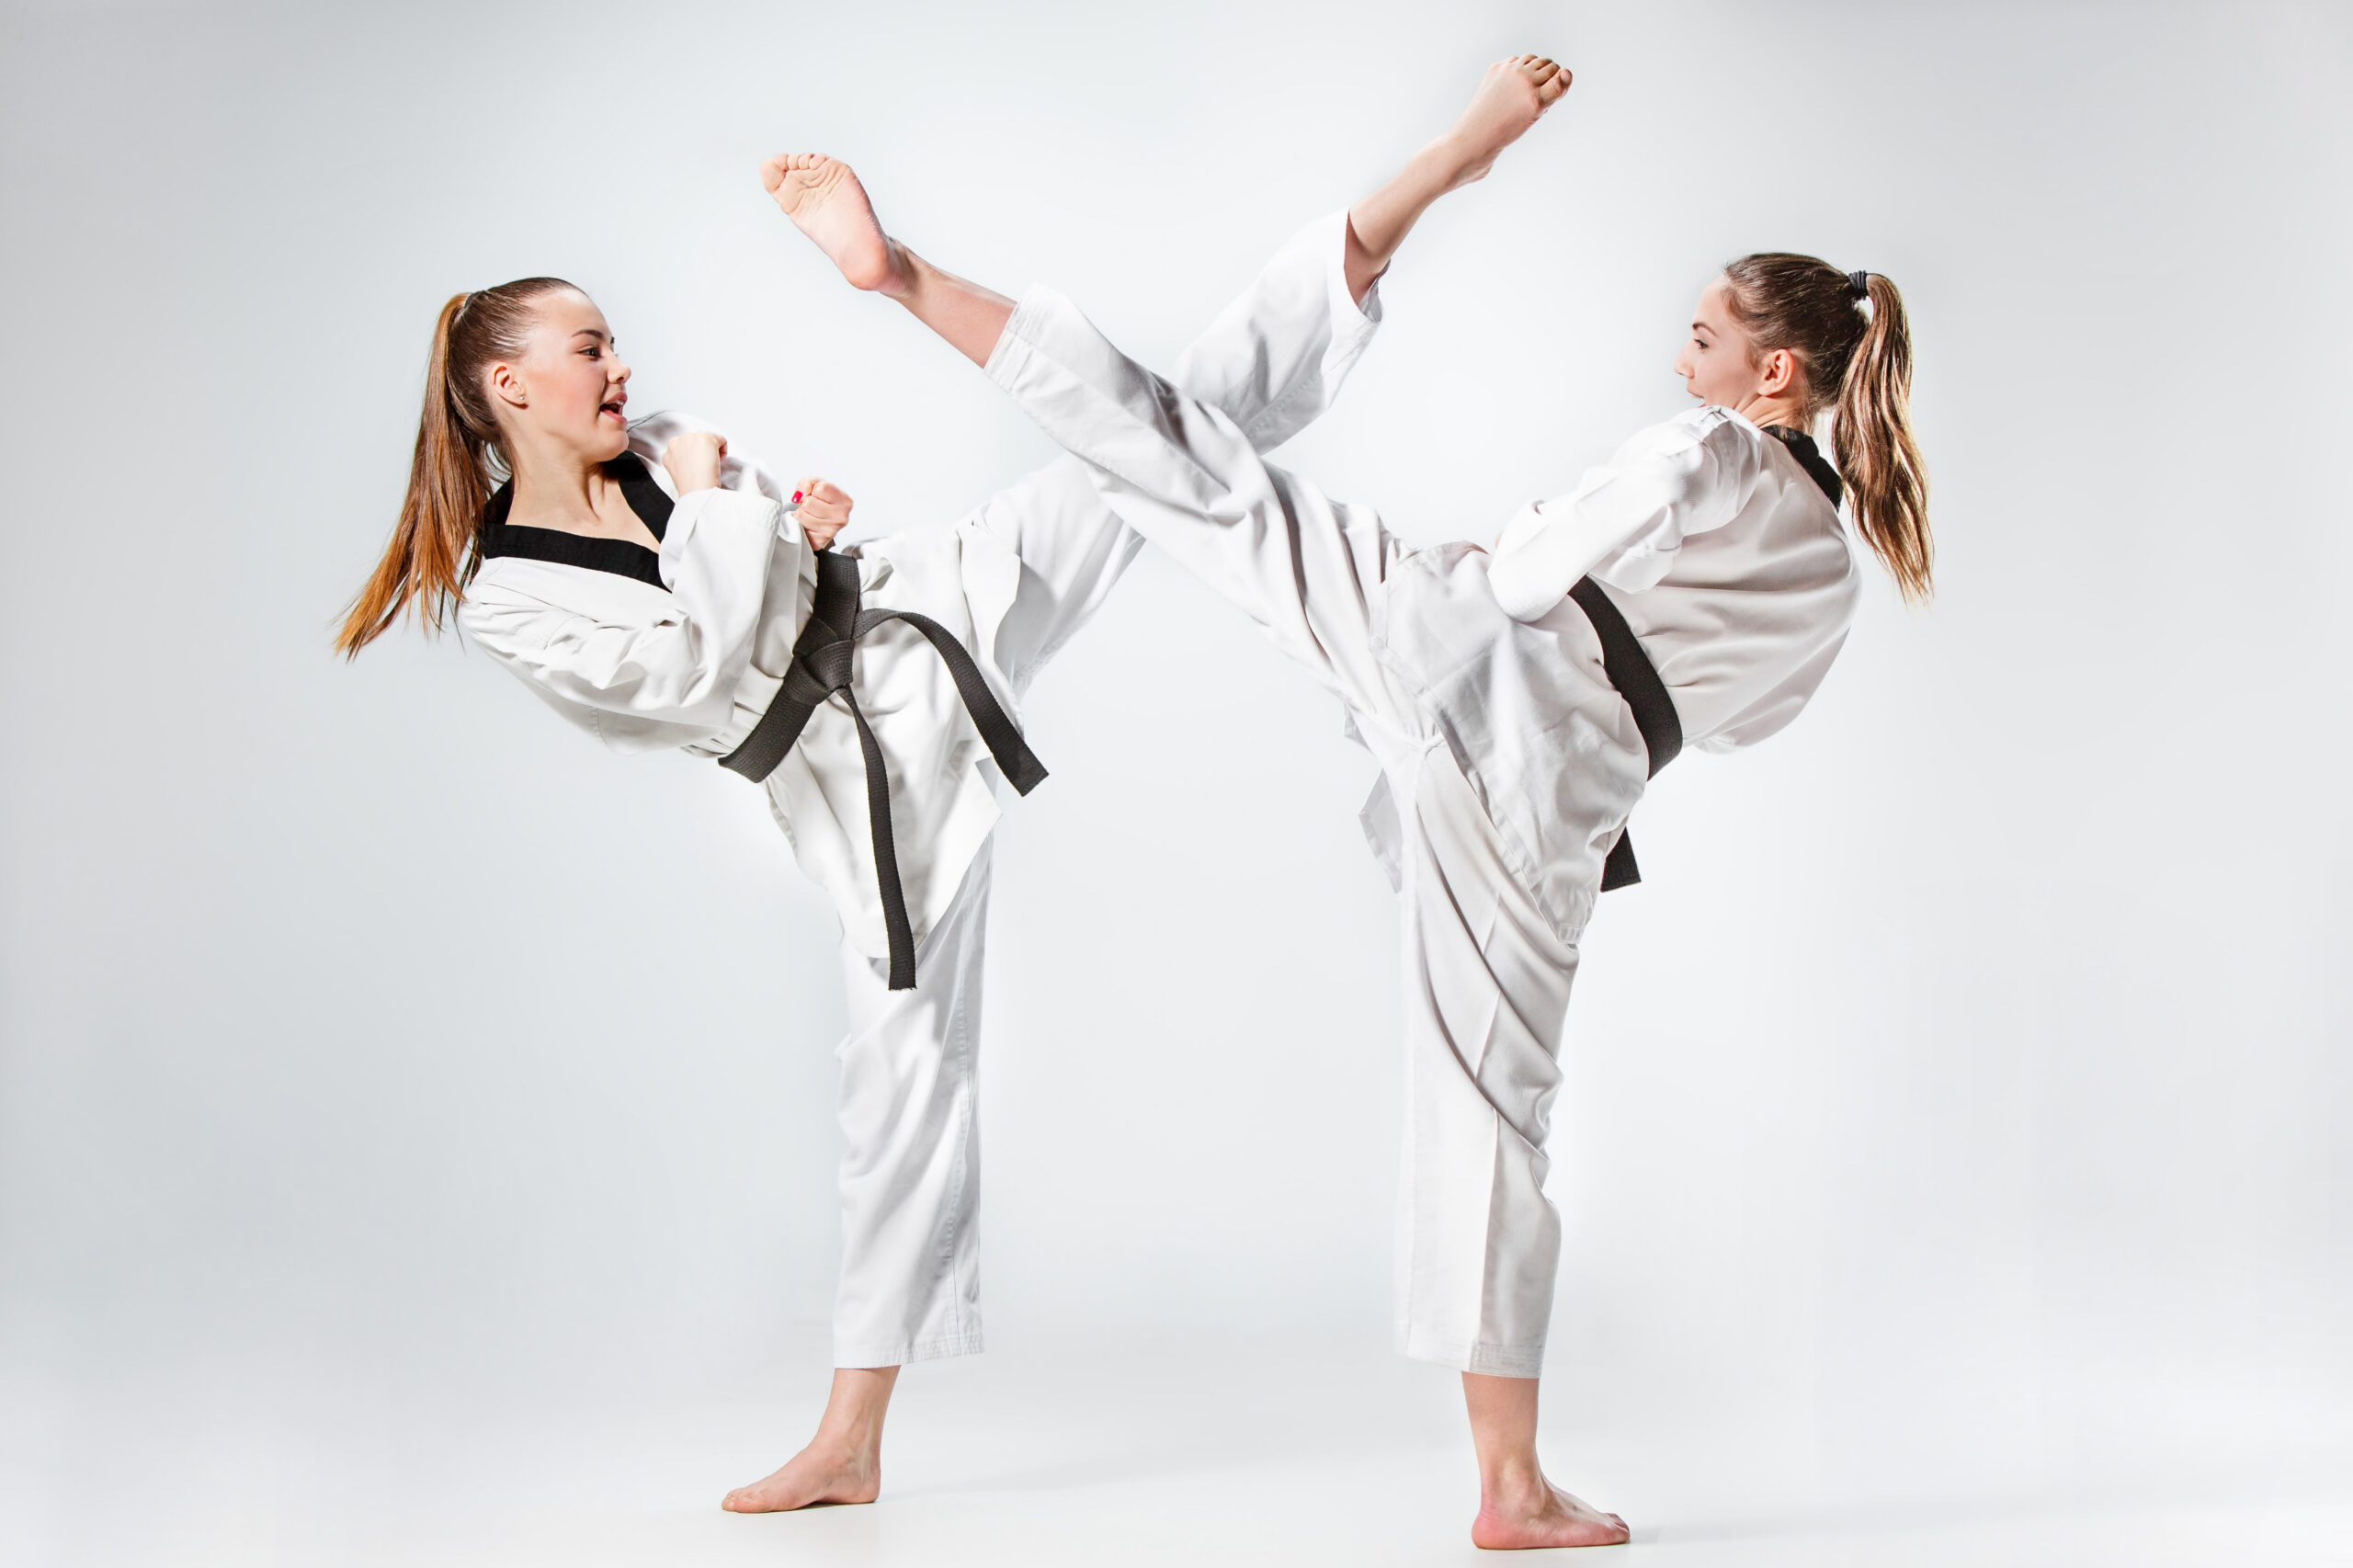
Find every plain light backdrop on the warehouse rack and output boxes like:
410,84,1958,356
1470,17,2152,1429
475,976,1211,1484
3,0,2347,1559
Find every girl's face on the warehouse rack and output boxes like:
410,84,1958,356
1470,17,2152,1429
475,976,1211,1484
1672,276,1801,414
485,289,631,462
1672,277,1757,407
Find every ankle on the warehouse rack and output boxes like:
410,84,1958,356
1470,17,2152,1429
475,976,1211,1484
1480,1457,1549,1508
875,239,916,301
1425,131,1492,187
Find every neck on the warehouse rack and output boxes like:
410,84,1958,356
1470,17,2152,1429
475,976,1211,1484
1733,393,1812,437
504,430,606,528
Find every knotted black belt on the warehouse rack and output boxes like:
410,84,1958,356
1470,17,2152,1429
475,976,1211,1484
1567,575,1681,892
719,549,1047,990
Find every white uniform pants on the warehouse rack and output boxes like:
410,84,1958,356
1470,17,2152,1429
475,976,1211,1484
985,282,1630,1377
824,213,1384,1367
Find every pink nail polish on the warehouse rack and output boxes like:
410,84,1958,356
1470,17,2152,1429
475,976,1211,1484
791,490,804,503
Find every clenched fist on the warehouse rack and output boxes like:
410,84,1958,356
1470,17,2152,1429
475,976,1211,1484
793,478,853,551
661,430,728,494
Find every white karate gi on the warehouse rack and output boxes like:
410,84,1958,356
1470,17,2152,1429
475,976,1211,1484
984,286,1859,1375
457,213,1381,1366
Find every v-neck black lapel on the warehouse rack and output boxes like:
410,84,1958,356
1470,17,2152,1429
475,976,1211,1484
1761,426,1844,510
477,452,673,588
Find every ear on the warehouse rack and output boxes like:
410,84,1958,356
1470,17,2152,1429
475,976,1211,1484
486,361,528,411
1756,347,1800,398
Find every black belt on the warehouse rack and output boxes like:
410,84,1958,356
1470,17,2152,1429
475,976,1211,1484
1570,425,1836,891
1567,575,1681,892
719,549,1048,990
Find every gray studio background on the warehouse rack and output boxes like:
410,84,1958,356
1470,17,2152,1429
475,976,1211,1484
4,0,2348,1562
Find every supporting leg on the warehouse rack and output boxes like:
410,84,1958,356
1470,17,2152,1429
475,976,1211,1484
722,846,995,1512
722,1366,899,1513
1396,749,1631,1548
1461,1372,1630,1550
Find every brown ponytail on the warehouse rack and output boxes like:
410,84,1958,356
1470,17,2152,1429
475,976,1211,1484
1721,256,1933,603
335,277,580,656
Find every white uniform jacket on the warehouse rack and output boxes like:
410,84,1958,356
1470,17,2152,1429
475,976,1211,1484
456,212,1381,960
1356,406,1859,935
1486,406,1860,753
456,420,1026,961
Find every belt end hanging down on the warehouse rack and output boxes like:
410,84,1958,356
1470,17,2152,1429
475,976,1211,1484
1600,829,1642,892
1002,751,1050,796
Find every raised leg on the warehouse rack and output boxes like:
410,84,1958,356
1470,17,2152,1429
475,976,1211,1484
761,153,1013,367
1346,54,1570,301
763,52,1570,367
973,208,1386,693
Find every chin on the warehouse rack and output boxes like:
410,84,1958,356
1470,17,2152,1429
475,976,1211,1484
589,426,631,461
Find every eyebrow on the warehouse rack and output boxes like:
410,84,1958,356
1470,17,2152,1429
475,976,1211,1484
571,328,609,344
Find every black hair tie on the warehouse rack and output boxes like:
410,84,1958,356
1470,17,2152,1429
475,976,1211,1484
1846,269,1871,301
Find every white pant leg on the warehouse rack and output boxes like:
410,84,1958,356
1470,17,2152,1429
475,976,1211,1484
1394,747,1581,1376
983,276,1418,735
978,211,1386,695
985,271,1606,1375
831,839,993,1367
824,215,1389,1362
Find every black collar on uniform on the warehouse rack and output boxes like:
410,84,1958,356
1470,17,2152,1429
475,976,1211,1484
477,451,676,588
1761,426,1844,510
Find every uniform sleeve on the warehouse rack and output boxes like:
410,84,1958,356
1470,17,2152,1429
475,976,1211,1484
1487,411,1765,620
463,486,788,733
625,410,795,507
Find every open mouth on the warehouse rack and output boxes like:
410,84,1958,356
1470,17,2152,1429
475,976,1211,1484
600,398,626,420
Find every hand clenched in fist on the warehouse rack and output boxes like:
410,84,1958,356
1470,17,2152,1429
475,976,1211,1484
661,430,728,494
793,478,853,551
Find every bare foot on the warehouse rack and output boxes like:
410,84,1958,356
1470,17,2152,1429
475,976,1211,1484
1472,1474,1630,1551
721,1437,881,1514
760,153,905,295
1442,54,1572,187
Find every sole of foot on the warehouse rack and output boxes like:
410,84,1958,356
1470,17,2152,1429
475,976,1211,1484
1448,53,1572,184
758,153,902,293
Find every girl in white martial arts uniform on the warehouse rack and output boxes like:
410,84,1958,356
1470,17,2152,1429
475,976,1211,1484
768,54,1930,1551
335,194,1386,1512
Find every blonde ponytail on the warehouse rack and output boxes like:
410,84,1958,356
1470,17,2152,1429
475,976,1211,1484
1831,274,1931,603
1722,255,1935,603
335,277,577,656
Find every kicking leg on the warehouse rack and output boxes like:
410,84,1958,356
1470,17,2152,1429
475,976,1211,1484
763,159,1392,692
966,203,1390,692
761,56,1575,721
1346,53,1568,300
761,153,1013,368
763,53,1569,368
